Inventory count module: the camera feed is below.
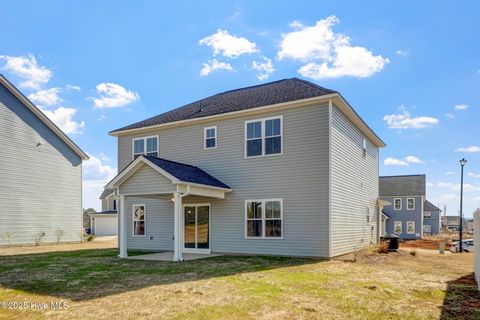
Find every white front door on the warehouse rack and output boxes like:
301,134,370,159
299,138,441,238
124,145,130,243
183,204,210,253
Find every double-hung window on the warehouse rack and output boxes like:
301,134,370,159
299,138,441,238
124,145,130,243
394,198,402,210
245,199,283,238
133,204,146,236
245,116,282,157
133,136,158,159
204,126,217,149
407,198,415,210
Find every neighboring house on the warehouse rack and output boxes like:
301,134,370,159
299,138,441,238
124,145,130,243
380,175,441,239
442,215,468,232
423,200,442,235
91,189,118,236
0,75,88,245
103,78,386,260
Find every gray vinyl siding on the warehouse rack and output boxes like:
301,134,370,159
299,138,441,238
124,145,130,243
330,105,379,257
118,104,330,257
0,83,82,245
382,196,423,239
119,165,176,195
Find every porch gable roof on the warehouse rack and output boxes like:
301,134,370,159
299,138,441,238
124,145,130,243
105,155,231,192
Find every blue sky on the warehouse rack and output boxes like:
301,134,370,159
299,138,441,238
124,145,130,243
1,1,479,216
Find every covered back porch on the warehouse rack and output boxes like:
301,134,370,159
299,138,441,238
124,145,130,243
105,155,232,261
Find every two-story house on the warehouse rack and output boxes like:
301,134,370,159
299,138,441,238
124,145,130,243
0,75,88,245
103,78,386,260
380,174,441,239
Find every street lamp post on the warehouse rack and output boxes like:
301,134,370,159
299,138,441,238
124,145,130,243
459,158,467,253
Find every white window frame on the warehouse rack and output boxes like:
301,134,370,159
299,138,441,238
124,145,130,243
423,224,431,233
424,211,432,219
132,135,159,160
394,198,402,211
406,221,415,234
204,126,217,149
244,115,283,158
245,199,283,239
407,198,415,210
362,138,367,158
132,204,146,237
394,221,402,234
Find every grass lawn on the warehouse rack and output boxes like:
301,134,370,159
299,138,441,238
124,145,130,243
0,243,478,320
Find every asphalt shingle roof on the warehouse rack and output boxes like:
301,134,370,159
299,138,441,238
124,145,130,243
424,200,441,212
379,174,426,197
110,78,336,133
99,188,114,199
143,155,231,189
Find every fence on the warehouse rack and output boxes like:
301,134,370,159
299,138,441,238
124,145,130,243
475,210,479,290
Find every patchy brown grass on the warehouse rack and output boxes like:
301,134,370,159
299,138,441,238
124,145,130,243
0,243,478,320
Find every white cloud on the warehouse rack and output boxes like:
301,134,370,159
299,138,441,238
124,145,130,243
91,83,140,108
438,193,457,201
405,156,424,164
445,113,456,119
40,106,85,134
66,84,81,91
468,172,480,178
445,171,455,176
437,182,480,192
383,110,439,129
384,155,424,166
454,104,469,111
0,53,52,89
395,50,408,57
28,87,62,106
252,57,275,80
82,154,117,210
455,146,480,153
200,59,234,76
384,157,408,166
97,114,107,121
278,16,389,79
199,29,258,58
474,196,480,203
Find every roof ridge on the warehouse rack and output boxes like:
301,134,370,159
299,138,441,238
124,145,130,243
380,174,426,178
143,155,199,169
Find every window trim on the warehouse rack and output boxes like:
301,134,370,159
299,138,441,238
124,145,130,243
204,126,217,149
244,115,283,158
244,198,283,239
132,135,159,160
362,138,367,158
423,224,431,233
424,211,432,219
394,221,402,234
406,221,415,234
132,204,146,237
394,198,402,211
406,197,415,211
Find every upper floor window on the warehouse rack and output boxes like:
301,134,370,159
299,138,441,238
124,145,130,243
394,198,402,210
245,116,282,157
424,212,431,219
133,136,158,159
204,126,217,149
407,198,415,210
362,138,367,157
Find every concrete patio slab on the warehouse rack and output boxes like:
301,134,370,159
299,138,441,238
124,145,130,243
128,251,221,261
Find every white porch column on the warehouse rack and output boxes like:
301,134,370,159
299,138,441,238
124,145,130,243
173,192,183,261
119,195,127,258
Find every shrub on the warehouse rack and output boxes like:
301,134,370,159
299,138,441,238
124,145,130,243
377,241,389,254
55,229,65,244
410,250,417,256
86,235,95,242
1,231,15,244
34,232,46,246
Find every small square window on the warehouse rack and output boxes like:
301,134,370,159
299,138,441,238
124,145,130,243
204,126,217,149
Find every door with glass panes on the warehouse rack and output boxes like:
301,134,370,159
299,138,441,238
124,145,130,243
183,204,210,253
